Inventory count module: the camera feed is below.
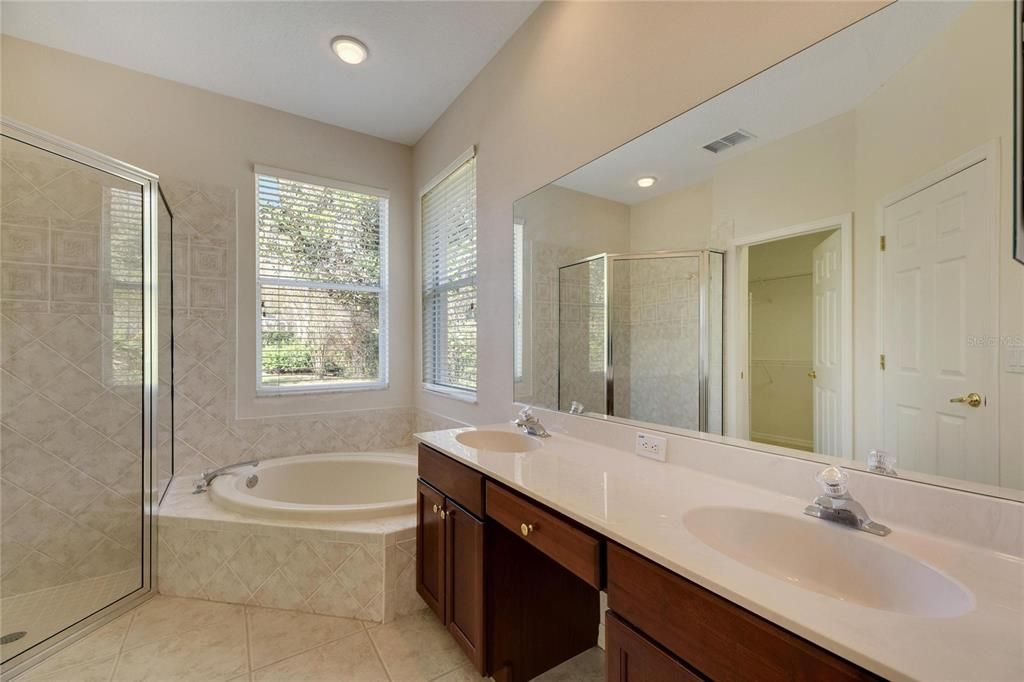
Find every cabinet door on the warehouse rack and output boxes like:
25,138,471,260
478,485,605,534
445,500,486,673
606,612,702,682
417,480,446,620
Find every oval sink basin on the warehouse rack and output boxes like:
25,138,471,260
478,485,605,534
684,506,973,618
455,430,542,453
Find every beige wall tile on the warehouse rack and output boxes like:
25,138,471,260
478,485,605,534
2,225,49,263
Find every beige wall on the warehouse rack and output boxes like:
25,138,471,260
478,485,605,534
1,35,416,421
412,0,883,424
628,181,712,252
514,184,629,252
713,112,857,241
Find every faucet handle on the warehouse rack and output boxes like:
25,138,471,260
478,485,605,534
517,405,534,420
816,466,849,497
867,449,897,476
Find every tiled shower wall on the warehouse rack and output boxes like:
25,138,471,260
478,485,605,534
616,258,701,429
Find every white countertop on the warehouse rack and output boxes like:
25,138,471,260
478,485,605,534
416,425,1024,682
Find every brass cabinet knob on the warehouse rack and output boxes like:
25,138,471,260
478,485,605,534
440,509,447,519
432,504,439,514
949,392,984,408
520,522,535,537
807,370,817,379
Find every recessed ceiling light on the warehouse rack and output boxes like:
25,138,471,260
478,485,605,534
636,176,657,188
331,36,368,65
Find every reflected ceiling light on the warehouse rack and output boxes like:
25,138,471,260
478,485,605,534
636,176,657,188
331,36,369,65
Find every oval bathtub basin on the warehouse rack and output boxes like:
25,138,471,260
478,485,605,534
455,429,542,453
209,452,417,521
683,506,974,618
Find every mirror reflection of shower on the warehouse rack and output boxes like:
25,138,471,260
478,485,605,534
556,250,724,433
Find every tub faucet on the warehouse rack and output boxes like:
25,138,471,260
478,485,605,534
193,460,259,494
514,406,550,438
803,466,890,536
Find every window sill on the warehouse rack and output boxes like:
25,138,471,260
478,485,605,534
257,381,389,397
421,383,478,404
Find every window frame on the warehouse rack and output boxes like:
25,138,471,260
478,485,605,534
254,164,389,396
419,147,478,402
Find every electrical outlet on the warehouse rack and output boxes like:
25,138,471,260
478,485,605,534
635,432,667,462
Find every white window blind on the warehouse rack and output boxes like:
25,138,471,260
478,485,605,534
256,167,388,392
421,155,477,394
107,186,144,386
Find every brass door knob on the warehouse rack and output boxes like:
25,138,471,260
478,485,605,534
949,392,984,408
808,370,817,379
520,523,535,537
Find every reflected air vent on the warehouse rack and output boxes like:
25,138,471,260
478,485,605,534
702,129,755,154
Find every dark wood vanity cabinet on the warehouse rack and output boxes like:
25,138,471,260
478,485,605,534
417,444,877,682
605,543,880,682
417,444,600,681
415,480,446,619
445,499,485,667
606,611,703,682
416,447,487,673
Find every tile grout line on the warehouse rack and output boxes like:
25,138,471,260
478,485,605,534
248,626,369,676
106,608,136,682
243,605,254,678
363,625,395,682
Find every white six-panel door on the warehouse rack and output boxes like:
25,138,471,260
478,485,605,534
882,159,998,484
812,231,843,456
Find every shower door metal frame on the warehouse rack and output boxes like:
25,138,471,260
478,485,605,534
557,249,723,432
0,118,159,677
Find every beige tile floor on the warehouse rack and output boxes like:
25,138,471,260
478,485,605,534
15,596,604,682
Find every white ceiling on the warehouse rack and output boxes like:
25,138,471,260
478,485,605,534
553,1,970,205
1,1,539,145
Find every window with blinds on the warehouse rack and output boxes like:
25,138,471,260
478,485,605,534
421,154,477,395
256,166,387,393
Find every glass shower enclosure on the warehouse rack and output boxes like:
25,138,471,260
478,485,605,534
558,250,724,433
0,119,167,673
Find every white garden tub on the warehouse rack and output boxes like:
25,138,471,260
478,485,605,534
209,451,417,521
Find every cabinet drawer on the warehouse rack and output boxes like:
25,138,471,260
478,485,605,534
607,543,878,682
606,611,703,682
485,481,602,588
418,444,485,518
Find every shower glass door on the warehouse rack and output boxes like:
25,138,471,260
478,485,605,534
610,254,702,430
1,127,155,666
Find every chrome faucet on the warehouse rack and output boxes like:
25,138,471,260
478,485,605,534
514,406,550,438
803,466,891,536
193,459,259,494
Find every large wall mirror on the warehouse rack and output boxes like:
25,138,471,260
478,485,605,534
513,0,1024,499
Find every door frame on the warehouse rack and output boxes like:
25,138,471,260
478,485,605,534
875,141,1001,456
727,213,854,457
